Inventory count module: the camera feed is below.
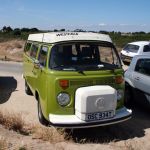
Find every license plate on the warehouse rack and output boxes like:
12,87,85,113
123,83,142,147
86,110,114,121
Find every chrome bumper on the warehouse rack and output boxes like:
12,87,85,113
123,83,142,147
49,107,132,128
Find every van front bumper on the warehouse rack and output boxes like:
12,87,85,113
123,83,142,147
49,107,132,128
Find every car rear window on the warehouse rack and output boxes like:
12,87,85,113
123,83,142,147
123,44,139,53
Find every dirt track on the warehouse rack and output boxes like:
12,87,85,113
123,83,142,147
0,61,150,150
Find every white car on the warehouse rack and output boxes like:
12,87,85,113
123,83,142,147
121,41,150,63
124,55,150,108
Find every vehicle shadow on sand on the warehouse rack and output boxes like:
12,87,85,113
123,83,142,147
0,77,17,104
65,107,150,144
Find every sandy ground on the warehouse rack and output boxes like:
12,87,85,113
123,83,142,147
0,70,38,125
0,61,150,149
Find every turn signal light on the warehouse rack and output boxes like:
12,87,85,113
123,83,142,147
115,76,124,84
59,80,69,89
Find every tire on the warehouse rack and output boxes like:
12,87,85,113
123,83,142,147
37,98,49,126
124,83,133,108
25,80,33,95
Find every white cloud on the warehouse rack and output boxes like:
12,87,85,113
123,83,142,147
119,24,130,26
17,6,25,12
98,23,107,26
141,24,147,27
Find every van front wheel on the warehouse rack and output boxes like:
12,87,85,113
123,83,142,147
38,100,49,126
25,80,33,95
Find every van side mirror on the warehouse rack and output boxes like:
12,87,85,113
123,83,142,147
34,60,40,69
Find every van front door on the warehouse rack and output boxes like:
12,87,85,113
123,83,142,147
28,43,39,91
33,45,49,115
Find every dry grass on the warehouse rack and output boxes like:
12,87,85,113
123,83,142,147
0,110,70,144
123,141,143,150
0,111,29,135
111,140,144,150
0,110,148,149
0,137,7,150
13,41,23,49
32,125,69,144
0,40,25,62
18,145,28,150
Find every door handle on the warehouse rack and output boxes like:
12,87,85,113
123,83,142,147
135,77,140,81
32,69,37,75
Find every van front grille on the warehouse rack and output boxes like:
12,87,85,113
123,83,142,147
70,79,114,87
70,80,93,86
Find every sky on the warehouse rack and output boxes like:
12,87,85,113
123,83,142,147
0,0,150,32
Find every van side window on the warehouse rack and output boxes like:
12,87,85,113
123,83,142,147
143,45,150,52
30,44,39,59
24,42,32,56
38,46,48,67
135,59,150,76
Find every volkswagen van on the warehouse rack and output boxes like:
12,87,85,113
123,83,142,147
23,32,132,128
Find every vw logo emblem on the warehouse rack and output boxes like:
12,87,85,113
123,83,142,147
95,97,105,109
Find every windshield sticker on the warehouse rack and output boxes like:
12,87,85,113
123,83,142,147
56,33,78,36
72,57,77,61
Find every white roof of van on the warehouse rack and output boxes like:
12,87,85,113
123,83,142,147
28,32,112,44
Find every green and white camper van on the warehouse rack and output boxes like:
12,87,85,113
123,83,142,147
23,32,132,128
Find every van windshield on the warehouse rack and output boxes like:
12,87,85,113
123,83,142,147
49,42,121,71
123,44,139,53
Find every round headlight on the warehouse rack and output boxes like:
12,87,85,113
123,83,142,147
57,93,70,106
117,90,124,100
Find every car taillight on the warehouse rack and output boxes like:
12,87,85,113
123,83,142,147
115,76,124,84
59,80,69,89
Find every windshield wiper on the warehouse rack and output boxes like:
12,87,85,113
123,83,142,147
51,65,63,69
52,65,78,71
73,66,85,74
51,64,115,73
101,64,115,72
